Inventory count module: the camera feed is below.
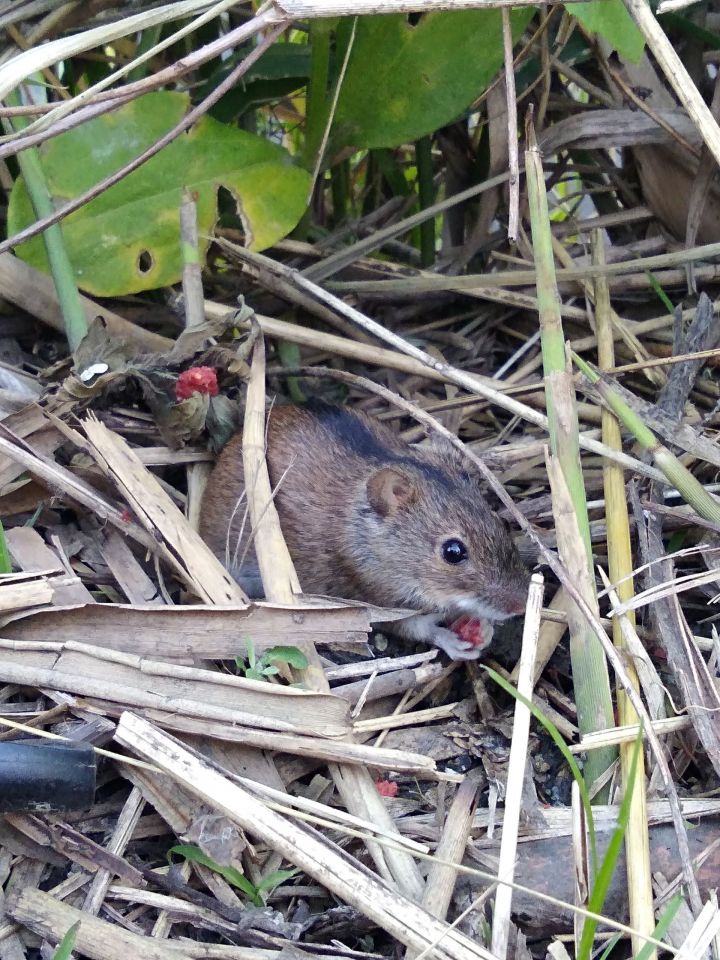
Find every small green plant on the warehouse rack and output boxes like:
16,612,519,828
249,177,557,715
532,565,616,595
0,520,11,574
52,922,79,960
235,641,308,681
168,844,297,906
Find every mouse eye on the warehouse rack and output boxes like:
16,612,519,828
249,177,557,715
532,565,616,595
442,538,468,564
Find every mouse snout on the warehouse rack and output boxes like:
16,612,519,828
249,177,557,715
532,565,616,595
505,595,528,616
492,582,530,618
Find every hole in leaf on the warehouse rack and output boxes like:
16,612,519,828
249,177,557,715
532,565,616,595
406,12,424,26
137,250,153,274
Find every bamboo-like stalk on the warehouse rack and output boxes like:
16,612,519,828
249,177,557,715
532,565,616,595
525,122,616,797
242,334,425,902
573,354,720,526
4,90,87,351
241,335,302,607
549,234,663,388
325,239,720,291
593,230,655,960
302,19,332,172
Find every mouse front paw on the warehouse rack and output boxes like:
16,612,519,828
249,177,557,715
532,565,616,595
433,618,495,660
431,626,483,660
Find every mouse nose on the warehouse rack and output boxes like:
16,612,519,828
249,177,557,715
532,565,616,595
496,586,529,617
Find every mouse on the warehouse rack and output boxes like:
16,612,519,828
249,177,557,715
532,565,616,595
199,401,530,660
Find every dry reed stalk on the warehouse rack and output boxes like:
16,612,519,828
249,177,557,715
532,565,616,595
242,333,425,900
115,710,447,777
352,702,461,733
210,250,667,484
0,1,226,107
490,573,543,959
597,573,668,722
241,332,301,606
550,233,664,387
511,585,572,686
81,415,248,605
327,239,720,290
419,778,480,921
572,716,691,752
115,712,497,960
276,0,587,11
593,230,655,958
81,786,145,918
0,638,349,736
622,0,720,168
7,886,191,960
0,601,370,655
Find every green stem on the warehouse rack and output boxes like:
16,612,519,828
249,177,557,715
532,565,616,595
303,20,332,172
5,87,87,352
415,136,435,267
526,130,616,799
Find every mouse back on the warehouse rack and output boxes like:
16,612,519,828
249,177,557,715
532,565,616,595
200,402,529,619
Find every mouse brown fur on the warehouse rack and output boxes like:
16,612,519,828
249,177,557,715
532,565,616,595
199,402,529,659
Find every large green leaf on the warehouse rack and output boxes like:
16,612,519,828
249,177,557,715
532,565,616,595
332,9,534,150
8,91,310,296
570,0,644,62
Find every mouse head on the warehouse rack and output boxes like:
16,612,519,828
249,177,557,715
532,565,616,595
357,463,530,621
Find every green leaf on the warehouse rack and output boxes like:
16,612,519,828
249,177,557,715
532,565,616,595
0,520,12,574
207,44,312,122
333,9,534,149
52,922,79,960
257,867,299,893
263,645,309,669
167,844,260,903
246,637,256,670
634,894,684,960
570,1,644,62
8,91,311,296
645,271,674,313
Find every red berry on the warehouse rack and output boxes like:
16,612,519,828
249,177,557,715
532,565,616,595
449,615,490,649
175,366,219,401
375,779,398,798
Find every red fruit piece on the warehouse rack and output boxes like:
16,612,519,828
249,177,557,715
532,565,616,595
175,366,219,401
375,779,399,798
450,615,490,649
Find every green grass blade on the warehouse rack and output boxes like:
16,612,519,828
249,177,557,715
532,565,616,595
634,895,684,960
167,843,260,903
0,520,12,574
577,732,643,960
52,922,79,960
484,665,597,872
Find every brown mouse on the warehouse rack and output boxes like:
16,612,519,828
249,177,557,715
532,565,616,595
199,402,529,659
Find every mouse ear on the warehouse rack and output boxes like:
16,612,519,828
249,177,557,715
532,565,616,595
366,467,418,517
